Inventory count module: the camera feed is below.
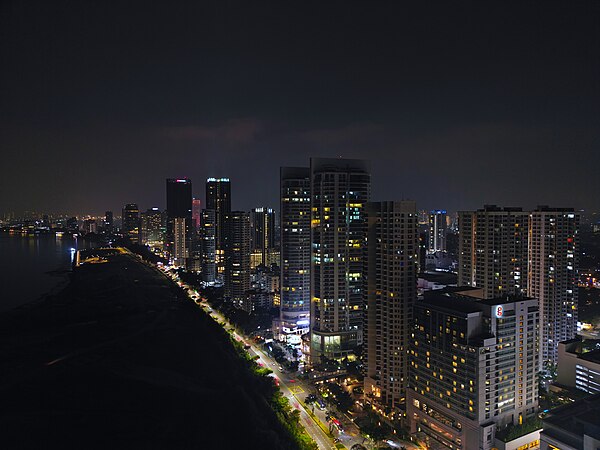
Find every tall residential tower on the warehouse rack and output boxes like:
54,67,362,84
364,201,418,411
250,207,276,268
529,207,579,367
279,167,311,344
206,178,231,276
458,206,529,299
310,157,370,360
459,205,579,368
166,178,192,268
224,211,251,312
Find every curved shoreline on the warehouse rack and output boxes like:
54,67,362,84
0,233,76,314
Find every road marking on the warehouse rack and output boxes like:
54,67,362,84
291,385,305,394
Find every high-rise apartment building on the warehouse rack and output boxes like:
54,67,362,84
140,207,164,247
166,178,192,268
122,203,140,241
250,207,276,268
407,289,539,450
279,167,311,344
458,206,529,299
172,217,189,268
364,201,418,411
224,211,250,312
310,157,370,360
529,207,579,367
459,205,579,369
201,209,216,283
429,209,448,253
206,178,231,276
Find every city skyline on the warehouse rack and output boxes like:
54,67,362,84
2,1,599,215
1,166,596,220
2,2,600,449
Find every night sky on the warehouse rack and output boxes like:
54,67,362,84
1,1,599,215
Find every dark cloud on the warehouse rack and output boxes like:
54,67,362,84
0,1,599,215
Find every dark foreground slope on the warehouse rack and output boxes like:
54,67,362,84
0,252,297,450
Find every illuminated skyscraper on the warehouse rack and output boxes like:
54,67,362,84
201,208,216,283
458,206,529,299
529,207,579,368
206,178,231,276
250,207,276,268
140,207,164,247
172,217,189,268
459,205,579,369
279,167,311,343
310,157,370,360
166,178,192,267
364,201,418,411
428,209,447,253
224,211,250,312
122,203,140,241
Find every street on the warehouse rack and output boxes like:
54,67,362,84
167,269,423,450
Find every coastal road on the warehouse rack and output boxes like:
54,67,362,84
246,342,335,450
197,303,336,450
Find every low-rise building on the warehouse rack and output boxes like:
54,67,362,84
556,337,600,395
540,393,600,450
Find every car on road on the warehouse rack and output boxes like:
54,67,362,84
305,394,317,403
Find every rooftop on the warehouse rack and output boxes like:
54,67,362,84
542,394,600,443
421,287,536,313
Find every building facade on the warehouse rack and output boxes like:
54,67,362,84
278,167,311,344
139,207,164,247
206,178,231,276
310,158,370,360
201,208,216,283
166,178,192,268
172,217,189,268
429,209,448,253
407,289,539,450
459,205,579,369
122,203,140,241
528,207,579,368
224,211,251,312
458,206,529,299
364,201,418,411
556,337,600,395
250,207,276,268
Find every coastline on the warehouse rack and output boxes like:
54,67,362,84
0,233,75,314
